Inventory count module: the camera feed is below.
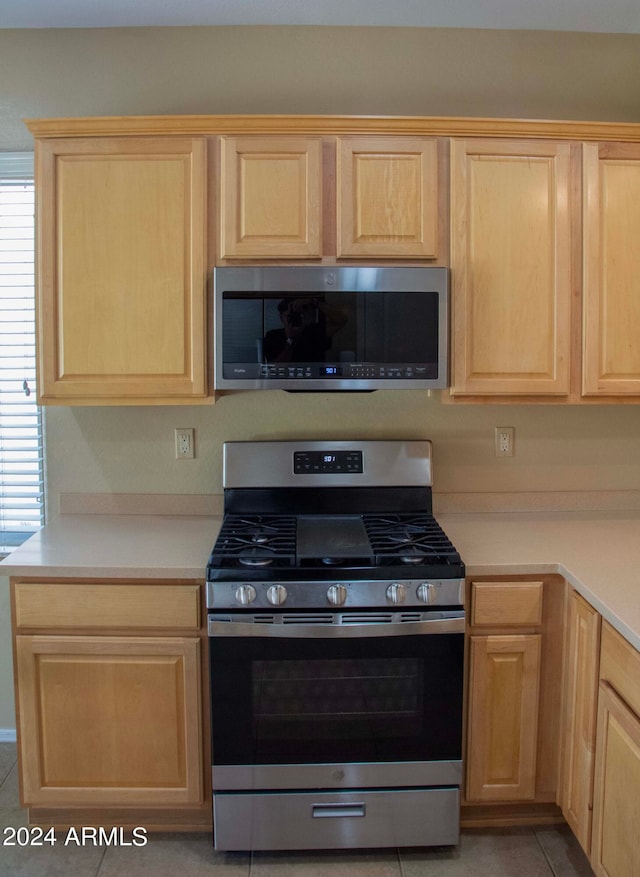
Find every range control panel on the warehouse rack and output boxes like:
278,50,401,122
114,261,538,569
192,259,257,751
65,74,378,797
294,450,363,474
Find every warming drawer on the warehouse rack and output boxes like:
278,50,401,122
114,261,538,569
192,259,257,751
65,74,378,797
213,787,460,851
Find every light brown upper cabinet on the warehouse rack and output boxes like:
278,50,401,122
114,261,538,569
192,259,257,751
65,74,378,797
583,142,640,396
450,139,573,397
219,136,323,259
36,137,207,404
218,134,440,261
336,137,439,259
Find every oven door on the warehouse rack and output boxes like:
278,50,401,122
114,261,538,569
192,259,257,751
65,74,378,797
208,614,464,792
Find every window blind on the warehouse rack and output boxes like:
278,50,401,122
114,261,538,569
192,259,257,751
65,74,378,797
0,153,44,552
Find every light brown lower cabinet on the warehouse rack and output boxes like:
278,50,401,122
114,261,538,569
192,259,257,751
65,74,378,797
464,577,564,814
589,623,640,877
15,634,203,807
561,590,601,852
590,682,640,877
466,634,541,801
11,578,208,828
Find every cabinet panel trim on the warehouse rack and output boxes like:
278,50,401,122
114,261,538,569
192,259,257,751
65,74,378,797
16,635,202,807
36,137,207,402
467,634,541,802
591,681,640,877
451,139,572,397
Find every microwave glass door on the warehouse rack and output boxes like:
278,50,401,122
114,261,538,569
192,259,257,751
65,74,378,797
221,290,439,377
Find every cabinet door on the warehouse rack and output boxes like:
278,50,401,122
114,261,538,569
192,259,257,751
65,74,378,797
36,137,207,402
219,136,322,259
583,143,640,396
15,635,202,807
450,139,572,396
591,682,640,877
561,591,601,854
466,634,541,801
337,137,438,258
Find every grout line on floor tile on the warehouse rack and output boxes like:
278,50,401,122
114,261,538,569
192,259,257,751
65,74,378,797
93,846,108,877
0,745,18,790
249,845,404,874
0,760,17,792
533,827,559,877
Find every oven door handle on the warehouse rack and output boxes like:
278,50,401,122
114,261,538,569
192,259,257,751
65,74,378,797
208,616,465,638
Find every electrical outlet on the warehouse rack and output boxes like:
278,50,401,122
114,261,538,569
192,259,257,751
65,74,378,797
495,426,515,457
175,428,195,459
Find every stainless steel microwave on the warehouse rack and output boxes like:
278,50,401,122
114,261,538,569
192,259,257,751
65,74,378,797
213,266,449,391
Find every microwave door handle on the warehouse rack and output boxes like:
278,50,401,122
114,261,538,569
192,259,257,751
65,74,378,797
208,616,465,638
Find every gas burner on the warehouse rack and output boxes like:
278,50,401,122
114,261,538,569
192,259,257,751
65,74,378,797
239,549,275,568
210,514,297,569
363,513,462,567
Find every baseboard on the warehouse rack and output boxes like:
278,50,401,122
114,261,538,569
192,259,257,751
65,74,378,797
461,802,564,828
0,729,17,743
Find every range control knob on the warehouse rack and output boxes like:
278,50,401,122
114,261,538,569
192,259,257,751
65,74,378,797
235,584,257,606
327,585,347,606
267,584,288,606
417,582,436,604
386,583,406,605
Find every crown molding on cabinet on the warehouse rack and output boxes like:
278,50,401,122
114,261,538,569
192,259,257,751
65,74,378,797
23,114,640,142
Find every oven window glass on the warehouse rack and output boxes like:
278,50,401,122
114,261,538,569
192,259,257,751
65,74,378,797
210,632,462,766
252,657,422,740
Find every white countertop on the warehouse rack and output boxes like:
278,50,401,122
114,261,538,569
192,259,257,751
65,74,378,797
0,514,223,580
438,510,640,651
2,509,639,651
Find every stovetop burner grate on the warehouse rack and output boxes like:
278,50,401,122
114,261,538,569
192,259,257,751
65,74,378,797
212,514,297,568
210,511,462,571
362,514,462,566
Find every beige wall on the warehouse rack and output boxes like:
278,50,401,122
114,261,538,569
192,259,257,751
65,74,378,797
2,25,640,732
2,26,640,151
43,395,640,506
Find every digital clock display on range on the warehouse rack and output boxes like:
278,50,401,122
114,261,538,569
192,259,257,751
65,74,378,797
293,450,363,474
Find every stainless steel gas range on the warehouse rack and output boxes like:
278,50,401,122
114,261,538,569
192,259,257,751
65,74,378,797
206,440,465,852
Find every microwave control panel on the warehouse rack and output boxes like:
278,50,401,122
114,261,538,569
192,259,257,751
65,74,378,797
258,364,433,379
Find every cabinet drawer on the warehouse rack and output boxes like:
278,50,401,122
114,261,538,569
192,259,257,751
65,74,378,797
471,581,543,627
600,621,640,717
14,582,201,630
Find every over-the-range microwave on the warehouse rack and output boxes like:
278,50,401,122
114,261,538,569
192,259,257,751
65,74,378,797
213,265,449,391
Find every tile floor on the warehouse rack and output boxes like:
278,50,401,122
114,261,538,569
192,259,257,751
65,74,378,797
0,743,594,877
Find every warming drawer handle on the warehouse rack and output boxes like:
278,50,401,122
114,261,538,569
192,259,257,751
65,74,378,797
312,803,366,819
208,616,465,638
